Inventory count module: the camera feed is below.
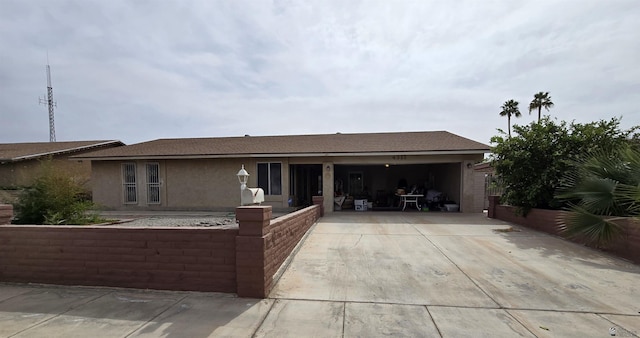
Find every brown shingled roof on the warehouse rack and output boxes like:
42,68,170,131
0,140,125,162
75,131,489,160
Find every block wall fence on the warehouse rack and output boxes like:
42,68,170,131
487,196,640,264
0,205,11,225
0,198,323,298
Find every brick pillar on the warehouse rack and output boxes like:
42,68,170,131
0,204,13,225
487,195,500,219
235,206,272,298
312,196,324,217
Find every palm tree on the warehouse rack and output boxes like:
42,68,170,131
529,92,554,122
555,145,640,247
499,99,521,137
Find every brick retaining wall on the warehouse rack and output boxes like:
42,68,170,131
488,196,640,264
0,204,12,225
0,226,238,292
235,199,322,298
0,198,324,296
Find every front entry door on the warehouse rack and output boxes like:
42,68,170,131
289,164,322,207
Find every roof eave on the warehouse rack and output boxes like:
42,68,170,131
77,149,490,161
10,141,125,162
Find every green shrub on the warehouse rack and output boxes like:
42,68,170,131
490,117,638,214
13,161,104,225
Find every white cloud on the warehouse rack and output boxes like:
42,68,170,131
0,0,638,145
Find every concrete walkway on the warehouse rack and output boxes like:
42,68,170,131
1,212,639,337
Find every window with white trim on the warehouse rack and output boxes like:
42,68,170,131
122,163,137,204
257,162,282,195
146,163,160,204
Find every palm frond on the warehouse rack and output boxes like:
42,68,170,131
572,178,618,214
614,183,640,215
559,204,623,247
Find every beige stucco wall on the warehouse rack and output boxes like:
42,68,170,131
93,158,293,211
91,153,485,212
0,164,17,187
0,156,92,188
92,160,120,209
322,162,334,213
460,160,475,212
473,171,488,211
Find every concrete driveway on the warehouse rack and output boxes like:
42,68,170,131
1,212,638,337
266,212,639,337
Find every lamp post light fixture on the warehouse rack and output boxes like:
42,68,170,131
237,164,250,190
236,164,264,206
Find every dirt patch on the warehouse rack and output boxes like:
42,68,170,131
113,216,237,227
493,226,521,233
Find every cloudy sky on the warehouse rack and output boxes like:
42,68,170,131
1,1,639,146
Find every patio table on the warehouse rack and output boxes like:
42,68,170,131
400,194,423,211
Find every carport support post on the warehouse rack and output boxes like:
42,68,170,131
235,206,272,298
322,162,334,213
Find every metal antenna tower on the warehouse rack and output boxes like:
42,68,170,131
39,59,57,142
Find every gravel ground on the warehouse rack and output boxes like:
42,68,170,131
114,216,237,228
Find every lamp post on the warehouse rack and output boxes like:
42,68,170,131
237,165,249,191
236,164,264,206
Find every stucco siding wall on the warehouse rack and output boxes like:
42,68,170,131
92,161,122,209
92,158,292,210
53,157,93,187
1,153,100,188
91,153,484,212
165,159,242,209
0,164,16,187
463,156,485,213
329,154,481,165
460,161,474,212
17,160,50,186
0,158,92,188
473,171,487,211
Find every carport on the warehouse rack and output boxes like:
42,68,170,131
333,162,462,211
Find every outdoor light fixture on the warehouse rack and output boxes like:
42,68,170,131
326,164,331,172
237,165,264,206
385,164,390,168
237,165,250,190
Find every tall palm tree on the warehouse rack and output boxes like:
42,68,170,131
529,92,554,122
555,145,640,247
499,99,521,137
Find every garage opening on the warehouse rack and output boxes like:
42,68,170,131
333,163,461,211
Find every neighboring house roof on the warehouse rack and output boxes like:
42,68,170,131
473,162,494,172
75,131,489,160
0,140,125,162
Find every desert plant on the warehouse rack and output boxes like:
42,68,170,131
555,145,640,246
13,160,104,225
